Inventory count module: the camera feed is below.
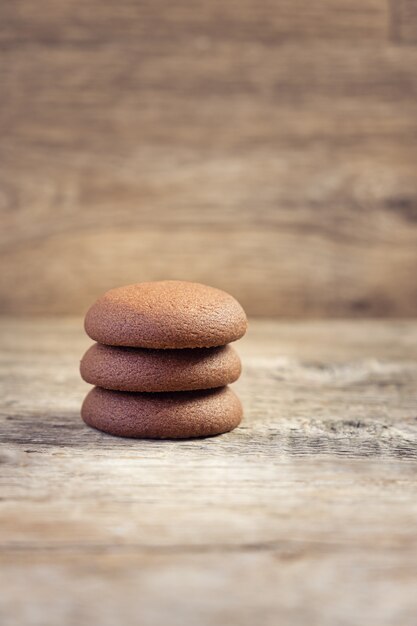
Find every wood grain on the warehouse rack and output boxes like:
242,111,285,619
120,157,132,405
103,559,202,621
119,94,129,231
391,0,417,43
0,0,417,316
1,223,417,317
0,0,389,44
0,318,416,626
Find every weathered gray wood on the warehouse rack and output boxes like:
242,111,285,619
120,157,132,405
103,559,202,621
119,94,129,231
0,318,416,625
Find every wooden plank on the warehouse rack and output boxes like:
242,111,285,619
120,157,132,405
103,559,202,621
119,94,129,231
2,43,416,115
1,41,416,316
0,318,416,626
0,551,416,626
390,0,417,43
1,318,417,450
2,139,417,239
0,223,417,317
0,0,389,44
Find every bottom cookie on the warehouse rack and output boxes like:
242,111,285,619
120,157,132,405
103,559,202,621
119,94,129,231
81,386,243,439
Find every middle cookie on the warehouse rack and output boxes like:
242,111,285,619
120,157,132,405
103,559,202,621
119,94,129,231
80,343,242,392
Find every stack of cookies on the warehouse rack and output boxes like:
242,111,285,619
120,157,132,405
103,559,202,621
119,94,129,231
80,281,247,439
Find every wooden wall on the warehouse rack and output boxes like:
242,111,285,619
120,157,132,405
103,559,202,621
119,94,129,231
1,0,416,317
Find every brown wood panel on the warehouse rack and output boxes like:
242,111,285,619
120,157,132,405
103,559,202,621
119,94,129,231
0,318,417,625
1,39,417,316
2,141,417,245
1,223,417,317
0,1,416,316
391,0,417,43
0,0,389,44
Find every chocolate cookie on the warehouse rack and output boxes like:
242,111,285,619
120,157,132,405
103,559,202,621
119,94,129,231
84,281,247,349
80,343,241,392
81,386,243,439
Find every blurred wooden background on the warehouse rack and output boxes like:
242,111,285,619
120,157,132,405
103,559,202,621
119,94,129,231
0,0,416,317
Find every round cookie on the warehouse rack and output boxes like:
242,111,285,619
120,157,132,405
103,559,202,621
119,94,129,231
84,281,247,349
81,386,243,439
80,343,241,392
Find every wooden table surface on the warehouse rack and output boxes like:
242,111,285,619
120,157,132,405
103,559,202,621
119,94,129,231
1,317,417,626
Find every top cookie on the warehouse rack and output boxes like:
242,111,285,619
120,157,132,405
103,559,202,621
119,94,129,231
84,281,247,349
